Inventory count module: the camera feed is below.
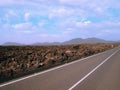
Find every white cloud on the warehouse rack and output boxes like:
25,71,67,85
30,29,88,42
59,0,109,7
12,22,33,30
19,30,34,33
104,29,120,34
38,21,45,27
0,0,38,6
59,0,87,5
2,24,11,30
0,0,120,43
76,20,91,27
49,7,74,18
2,10,17,23
39,34,59,38
24,13,30,21
8,10,17,16
0,0,59,9
63,28,75,34
59,0,110,15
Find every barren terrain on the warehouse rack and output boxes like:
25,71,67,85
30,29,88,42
0,43,119,83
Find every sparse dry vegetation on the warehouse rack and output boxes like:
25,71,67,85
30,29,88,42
0,43,119,83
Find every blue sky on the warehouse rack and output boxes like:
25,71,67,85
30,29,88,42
0,0,120,44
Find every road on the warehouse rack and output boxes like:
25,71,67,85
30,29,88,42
0,46,120,90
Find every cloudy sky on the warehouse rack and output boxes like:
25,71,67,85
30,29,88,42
0,0,120,44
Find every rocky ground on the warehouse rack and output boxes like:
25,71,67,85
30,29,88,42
0,43,119,83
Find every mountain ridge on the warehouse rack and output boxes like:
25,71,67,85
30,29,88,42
1,38,117,46
63,37,114,45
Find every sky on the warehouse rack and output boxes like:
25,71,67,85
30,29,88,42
0,0,120,44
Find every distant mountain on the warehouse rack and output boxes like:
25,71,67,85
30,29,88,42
63,38,114,45
1,38,116,46
82,38,107,43
2,42,24,46
33,38,115,45
32,42,61,46
118,40,120,42
63,38,83,44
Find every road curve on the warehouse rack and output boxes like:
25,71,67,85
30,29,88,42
0,46,120,90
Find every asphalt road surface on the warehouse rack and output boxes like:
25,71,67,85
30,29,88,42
0,46,120,90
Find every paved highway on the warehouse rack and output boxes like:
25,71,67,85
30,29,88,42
0,46,120,90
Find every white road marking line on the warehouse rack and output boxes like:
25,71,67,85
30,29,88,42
0,47,118,88
68,48,120,90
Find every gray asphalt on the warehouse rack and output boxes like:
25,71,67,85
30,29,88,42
0,46,120,90
73,47,120,90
